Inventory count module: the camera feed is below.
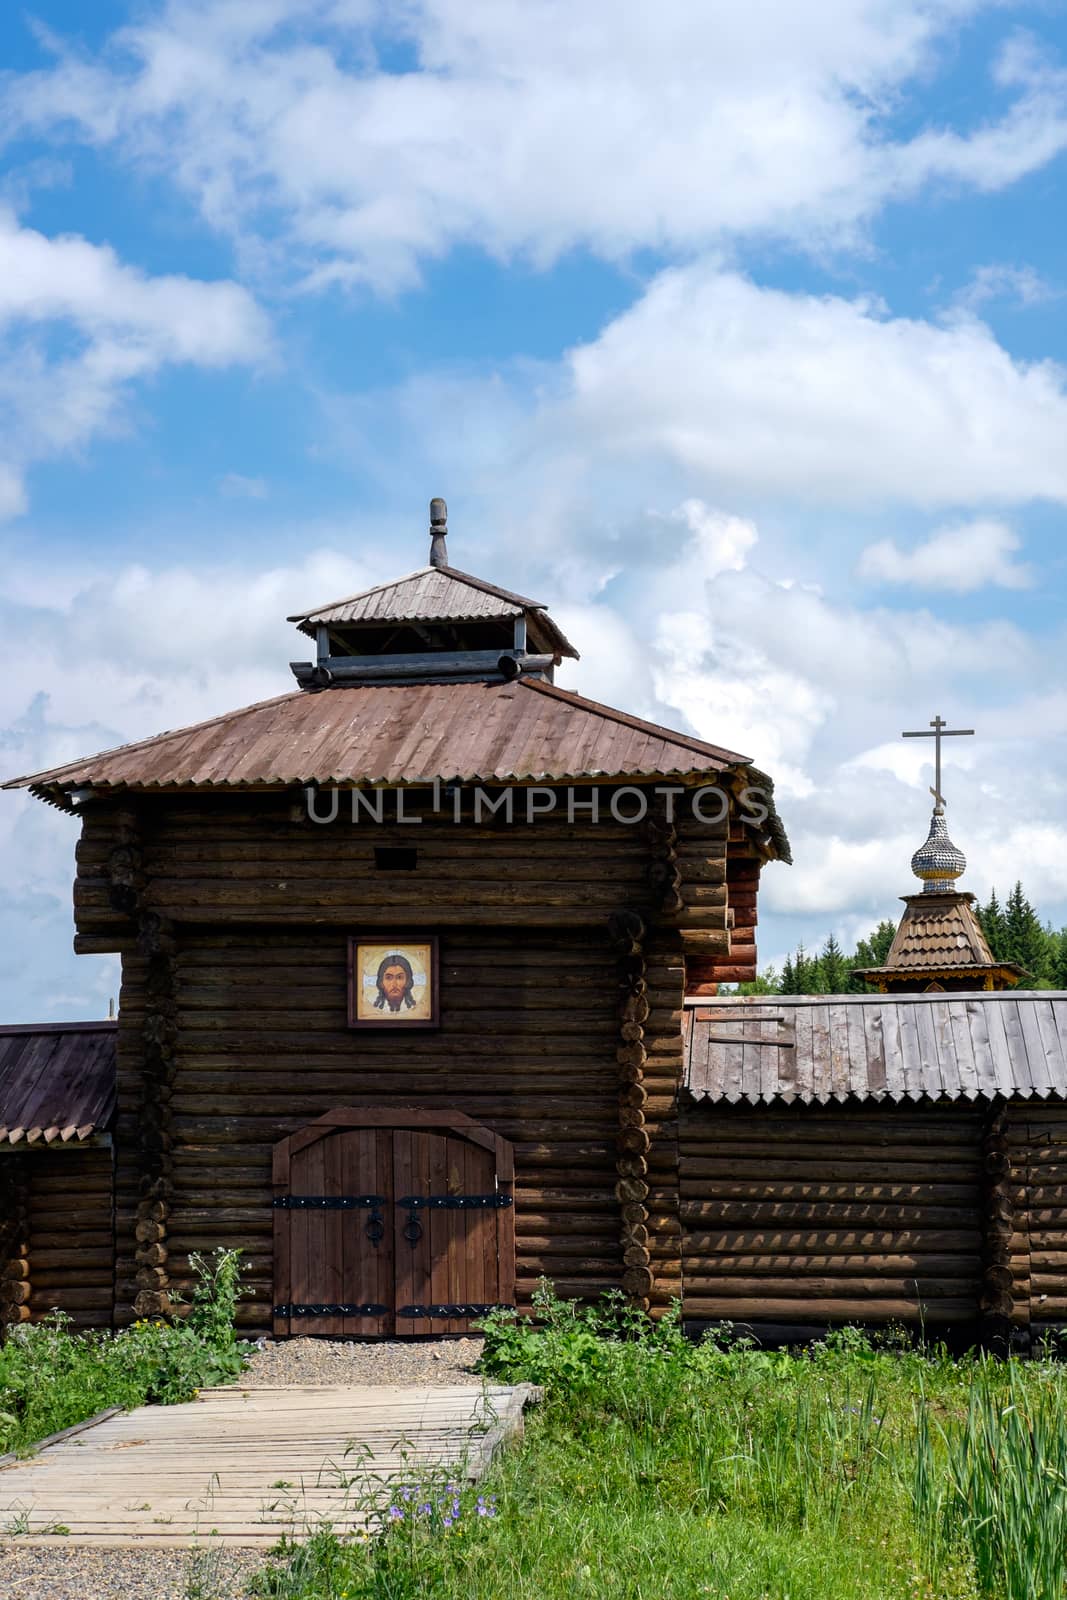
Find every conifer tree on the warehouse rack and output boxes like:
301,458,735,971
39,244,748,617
979,889,1008,961
793,944,817,994
847,919,898,990
1052,929,1067,990
816,933,850,993
1002,881,1052,984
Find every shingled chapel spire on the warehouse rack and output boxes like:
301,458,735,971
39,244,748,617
855,717,1024,993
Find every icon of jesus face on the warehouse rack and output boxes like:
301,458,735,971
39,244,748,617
350,938,438,1028
377,954,415,1012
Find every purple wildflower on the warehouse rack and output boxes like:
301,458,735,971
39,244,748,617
388,1506,404,1521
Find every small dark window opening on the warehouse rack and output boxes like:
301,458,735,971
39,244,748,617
375,846,418,871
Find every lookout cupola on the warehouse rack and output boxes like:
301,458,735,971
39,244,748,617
288,498,578,690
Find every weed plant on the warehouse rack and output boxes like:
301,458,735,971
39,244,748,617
0,1248,251,1456
249,1282,1067,1600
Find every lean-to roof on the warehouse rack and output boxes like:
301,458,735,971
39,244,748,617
684,992,1067,1106
0,1022,116,1145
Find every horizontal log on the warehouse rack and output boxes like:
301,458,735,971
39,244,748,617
683,1298,974,1323
28,1288,111,1310
684,1228,982,1255
689,964,757,985
685,1253,979,1278
680,1199,983,1226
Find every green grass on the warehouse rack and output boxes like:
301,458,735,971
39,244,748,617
250,1289,1067,1600
0,1249,251,1458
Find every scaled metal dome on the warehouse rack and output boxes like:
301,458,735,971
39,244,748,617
911,805,967,892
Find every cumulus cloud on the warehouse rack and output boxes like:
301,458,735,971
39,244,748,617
558,266,1067,508
3,1,1066,287
0,208,270,518
857,519,1034,591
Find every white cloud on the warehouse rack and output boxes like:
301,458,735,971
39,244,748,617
0,208,270,518
558,266,1067,508
666,501,758,580
3,1,1066,287
955,263,1057,311
857,519,1034,591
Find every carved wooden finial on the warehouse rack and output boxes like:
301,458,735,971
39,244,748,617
429,497,448,569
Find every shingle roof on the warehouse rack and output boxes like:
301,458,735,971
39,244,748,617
684,992,1067,1106
288,566,578,659
5,676,749,793
0,1022,116,1145
856,891,1023,982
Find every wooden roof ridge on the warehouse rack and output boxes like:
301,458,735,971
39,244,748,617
519,678,750,766
287,564,547,624
3,689,302,793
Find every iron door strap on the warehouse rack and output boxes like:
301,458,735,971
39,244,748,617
274,1303,389,1318
273,1194,386,1209
397,1303,515,1319
396,1194,513,1209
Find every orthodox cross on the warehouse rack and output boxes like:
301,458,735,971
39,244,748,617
901,715,974,808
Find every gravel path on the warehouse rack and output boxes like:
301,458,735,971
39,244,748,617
241,1334,485,1387
0,1544,260,1599
0,1338,487,1597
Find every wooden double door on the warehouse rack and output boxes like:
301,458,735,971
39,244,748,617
272,1109,515,1337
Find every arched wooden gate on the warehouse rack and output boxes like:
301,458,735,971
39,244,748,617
272,1109,515,1337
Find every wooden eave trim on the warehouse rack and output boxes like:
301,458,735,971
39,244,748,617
0,1131,112,1153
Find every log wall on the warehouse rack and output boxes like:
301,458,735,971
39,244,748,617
0,1156,30,1334
1006,1102,1067,1340
1,1150,115,1330
679,1101,985,1330
73,791,742,936
112,926,630,1330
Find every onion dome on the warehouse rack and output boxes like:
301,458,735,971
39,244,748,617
911,805,966,893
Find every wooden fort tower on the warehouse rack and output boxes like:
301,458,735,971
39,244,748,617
6,501,786,1335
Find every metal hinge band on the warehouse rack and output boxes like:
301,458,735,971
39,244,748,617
274,1303,389,1318
396,1303,514,1319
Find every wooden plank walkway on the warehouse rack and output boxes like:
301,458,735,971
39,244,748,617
0,1384,537,1548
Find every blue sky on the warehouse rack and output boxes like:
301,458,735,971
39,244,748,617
1,0,1066,1018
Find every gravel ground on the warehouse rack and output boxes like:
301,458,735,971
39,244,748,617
0,1544,261,1600
0,1339,486,1597
241,1334,485,1387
